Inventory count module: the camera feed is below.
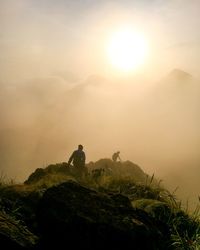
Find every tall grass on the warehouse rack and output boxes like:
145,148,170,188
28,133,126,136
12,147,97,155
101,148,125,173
97,173,200,249
171,221,200,249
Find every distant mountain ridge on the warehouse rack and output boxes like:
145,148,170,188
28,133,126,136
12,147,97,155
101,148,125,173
167,68,192,81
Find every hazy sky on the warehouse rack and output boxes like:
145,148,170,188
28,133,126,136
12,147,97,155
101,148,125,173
1,0,200,82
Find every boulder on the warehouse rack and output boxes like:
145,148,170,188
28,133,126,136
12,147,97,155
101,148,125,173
87,159,147,182
0,211,38,250
37,181,169,249
24,163,70,185
132,199,172,221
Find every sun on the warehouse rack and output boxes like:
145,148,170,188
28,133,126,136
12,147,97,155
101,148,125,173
106,28,148,72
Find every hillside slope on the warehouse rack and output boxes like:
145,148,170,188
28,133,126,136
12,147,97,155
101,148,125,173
0,159,199,249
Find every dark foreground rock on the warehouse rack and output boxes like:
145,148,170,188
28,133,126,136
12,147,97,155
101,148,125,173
36,181,170,250
0,211,38,250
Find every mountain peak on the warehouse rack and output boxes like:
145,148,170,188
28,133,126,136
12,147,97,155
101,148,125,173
167,69,192,81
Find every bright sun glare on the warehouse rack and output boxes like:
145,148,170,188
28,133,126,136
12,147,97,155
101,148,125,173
107,28,148,72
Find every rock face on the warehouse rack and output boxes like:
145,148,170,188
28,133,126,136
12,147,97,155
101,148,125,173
37,181,169,250
24,163,70,185
0,211,38,250
24,168,46,185
88,159,148,183
24,160,148,186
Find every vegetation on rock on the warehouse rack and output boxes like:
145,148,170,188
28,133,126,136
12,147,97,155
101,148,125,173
0,159,199,249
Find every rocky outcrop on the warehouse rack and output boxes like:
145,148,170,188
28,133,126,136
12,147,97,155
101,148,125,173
24,162,70,185
36,181,170,249
0,211,38,250
24,159,148,186
88,159,148,183
0,184,45,235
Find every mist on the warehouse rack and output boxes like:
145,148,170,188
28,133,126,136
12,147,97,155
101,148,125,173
0,71,199,208
0,0,200,209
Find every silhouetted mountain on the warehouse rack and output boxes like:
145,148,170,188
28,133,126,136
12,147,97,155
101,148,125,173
155,68,197,95
166,68,192,82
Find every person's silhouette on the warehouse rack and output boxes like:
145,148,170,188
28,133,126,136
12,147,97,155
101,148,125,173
68,145,86,177
112,151,121,162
